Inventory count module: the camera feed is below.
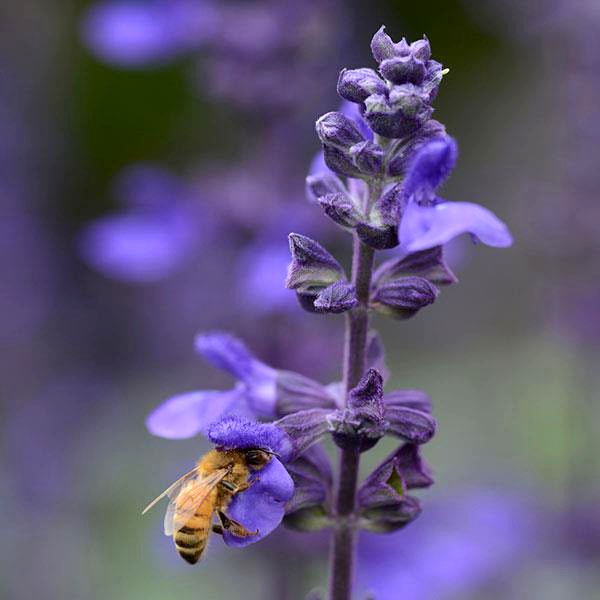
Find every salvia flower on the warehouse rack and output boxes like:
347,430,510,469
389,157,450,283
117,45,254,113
399,136,513,252
207,416,295,547
146,332,279,438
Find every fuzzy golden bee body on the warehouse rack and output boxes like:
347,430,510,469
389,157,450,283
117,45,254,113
143,447,272,564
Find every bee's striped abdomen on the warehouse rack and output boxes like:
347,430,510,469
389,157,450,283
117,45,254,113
173,494,215,565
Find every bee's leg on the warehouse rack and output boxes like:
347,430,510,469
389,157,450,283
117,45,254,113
217,510,259,537
219,478,259,496
211,524,224,536
231,477,260,495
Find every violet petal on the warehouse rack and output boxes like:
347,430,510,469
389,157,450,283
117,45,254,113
146,388,248,439
400,200,514,252
224,457,294,548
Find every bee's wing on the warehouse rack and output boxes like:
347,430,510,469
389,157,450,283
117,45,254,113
164,468,230,536
141,467,198,516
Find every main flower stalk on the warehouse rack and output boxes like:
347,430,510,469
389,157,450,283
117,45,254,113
329,232,375,600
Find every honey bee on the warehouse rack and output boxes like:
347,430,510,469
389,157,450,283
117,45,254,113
143,447,273,564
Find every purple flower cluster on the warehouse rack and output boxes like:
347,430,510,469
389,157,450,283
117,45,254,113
142,26,513,597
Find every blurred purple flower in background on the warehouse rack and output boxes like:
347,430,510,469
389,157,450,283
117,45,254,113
357,490,538,600
78,164,202,282
82,0,218,67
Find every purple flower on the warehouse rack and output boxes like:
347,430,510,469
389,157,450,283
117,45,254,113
78,164,200,283
146,332,278,439
207,417,294,547
399,136,513,252
81,0,217,67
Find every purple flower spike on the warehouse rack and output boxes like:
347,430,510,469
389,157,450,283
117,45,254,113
145,388,248,439
208,416,293,462
399,136,513,251
81,0,216,68
224,454,295,548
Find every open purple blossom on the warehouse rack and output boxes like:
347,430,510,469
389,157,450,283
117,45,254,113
207,416,295,547
146,332,278,438
399,136,514,252
78,164,201,283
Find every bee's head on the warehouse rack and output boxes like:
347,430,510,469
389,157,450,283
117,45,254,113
242,448,276,469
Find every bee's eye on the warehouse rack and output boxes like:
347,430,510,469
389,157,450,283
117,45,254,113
244,449,267,467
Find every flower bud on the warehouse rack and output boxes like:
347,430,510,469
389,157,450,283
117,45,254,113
355,183,402,250
411,37,431,61
286,233,344,293
364,86,433,139
380,55,426,85
370,25,396,62
371,276,439,319
331,369,386,452
385,405,436,443
315,111,365,149
357,443,432,532
359,495,422,533
349,140,383,176
323,144,364,178
383,389,432,414
305,171,346,203
318,193,362,229
337,68,387,104
284,444,332,519
373,246,457,287
314,281,358,314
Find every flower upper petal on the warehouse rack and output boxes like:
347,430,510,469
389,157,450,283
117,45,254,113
194,332,277,416
223,457,294,548
207,416,294,461
145,388,248,439
403,136,458,199
400,200,513,252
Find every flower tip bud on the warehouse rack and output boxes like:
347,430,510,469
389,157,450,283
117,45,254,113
371,25,396,63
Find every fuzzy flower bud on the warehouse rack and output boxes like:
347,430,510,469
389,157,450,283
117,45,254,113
313,281,358,314
315,111,366,149
318,193,362,229
286,233,344,293
349,140,383,176
370,26,397,62
337,68,387,104
364,85,433,139
380,54,427,85
371,276,439,320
